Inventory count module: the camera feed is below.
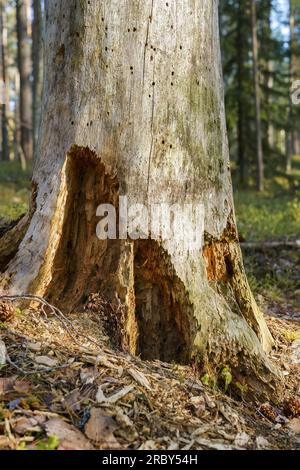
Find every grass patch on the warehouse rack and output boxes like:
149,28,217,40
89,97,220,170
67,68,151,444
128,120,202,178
0,161,31,221
234,190,300,242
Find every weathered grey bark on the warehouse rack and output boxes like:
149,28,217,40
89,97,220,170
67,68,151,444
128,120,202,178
0,0,9,161
16,0,33,162
0,0,281,395
32,0,43,158
251,0,264,192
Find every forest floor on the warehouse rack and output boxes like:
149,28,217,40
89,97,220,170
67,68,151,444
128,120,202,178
0,162,299,450
0,273,299,451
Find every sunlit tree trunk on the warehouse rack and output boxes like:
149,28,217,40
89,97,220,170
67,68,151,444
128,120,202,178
0,0,280,395
0,0,9,161
16,0,33,163
32,0,43,158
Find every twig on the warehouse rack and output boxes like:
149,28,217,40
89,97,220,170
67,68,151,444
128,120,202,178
5,352,71,375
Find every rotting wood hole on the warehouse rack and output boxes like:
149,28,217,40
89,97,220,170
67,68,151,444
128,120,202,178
45,146,195,364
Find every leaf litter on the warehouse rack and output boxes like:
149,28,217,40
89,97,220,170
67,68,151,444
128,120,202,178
0,297,299,450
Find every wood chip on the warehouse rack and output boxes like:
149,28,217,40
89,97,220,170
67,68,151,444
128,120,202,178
96,385,134,404
0,340,7,366
128,368,152,390
35,356,58,367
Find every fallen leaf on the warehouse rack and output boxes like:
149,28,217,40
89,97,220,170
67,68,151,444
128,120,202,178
45,418,94,450
0,376,17,395
14,380,31,394
85,408,119,448
63,389,81,413
14,417,41,435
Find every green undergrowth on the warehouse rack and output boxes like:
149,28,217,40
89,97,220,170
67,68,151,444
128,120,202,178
0,161,31,222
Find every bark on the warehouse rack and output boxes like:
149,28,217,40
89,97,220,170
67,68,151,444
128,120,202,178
16,0,33,162
286,0,298,173
32,0,43,158
0,0,9,161
0,0,281,396
251,0,264,192
237,0,246,184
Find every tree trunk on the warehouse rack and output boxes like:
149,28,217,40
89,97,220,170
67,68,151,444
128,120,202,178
251,0,264,192
0,0,280,395
237,0,246,184
16,0,33,163
286,0,297,174
0,0,9,161
32,0,43,158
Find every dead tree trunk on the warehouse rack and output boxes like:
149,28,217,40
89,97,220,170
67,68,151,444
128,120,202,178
0,0,281,394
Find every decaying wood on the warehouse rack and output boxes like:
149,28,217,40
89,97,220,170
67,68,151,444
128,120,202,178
0,0,282,392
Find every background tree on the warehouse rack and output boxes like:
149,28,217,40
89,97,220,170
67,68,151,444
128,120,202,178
0,0,9,161
251,0,265,191
32,0,42,157
16,0,32,163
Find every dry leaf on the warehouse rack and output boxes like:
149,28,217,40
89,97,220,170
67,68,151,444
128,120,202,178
45,418,94,450
14,417,41,435
0,376,17,395
63,389,81,413
85,408,119,449
14,379,31,394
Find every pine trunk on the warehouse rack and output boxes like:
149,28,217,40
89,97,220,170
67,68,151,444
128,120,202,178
32,0,43,158
0,0,9,161
251,0,264,192
16,0,33,162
